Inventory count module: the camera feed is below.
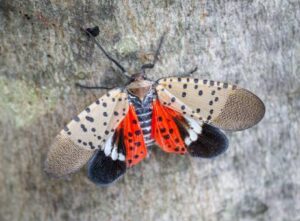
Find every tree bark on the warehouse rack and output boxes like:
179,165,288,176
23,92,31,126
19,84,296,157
0,0,299,221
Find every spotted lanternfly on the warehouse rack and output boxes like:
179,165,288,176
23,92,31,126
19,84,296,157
45,26,265,185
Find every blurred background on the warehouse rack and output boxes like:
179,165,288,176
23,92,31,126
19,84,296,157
0,1,299,221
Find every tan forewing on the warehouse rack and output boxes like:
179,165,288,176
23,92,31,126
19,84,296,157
156,77,265,131
45,88,129,177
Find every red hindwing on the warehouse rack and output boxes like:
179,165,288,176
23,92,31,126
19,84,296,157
118,105,148,167
151,100,187,154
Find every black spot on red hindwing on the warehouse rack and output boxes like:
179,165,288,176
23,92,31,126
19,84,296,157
160,128,166,133
135,130,141,136
163,134,170,139
134,142,141,147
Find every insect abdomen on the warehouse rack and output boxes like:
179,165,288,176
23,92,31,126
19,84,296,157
128,90,155,147
135,107,154,146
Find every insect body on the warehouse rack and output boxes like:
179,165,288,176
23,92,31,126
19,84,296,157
45,27,265,185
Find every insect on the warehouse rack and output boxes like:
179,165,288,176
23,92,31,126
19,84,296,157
45,26,265,185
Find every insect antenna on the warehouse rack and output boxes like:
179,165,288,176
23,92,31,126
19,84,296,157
75,83,114,90
81,26,132,79
141,32,166,71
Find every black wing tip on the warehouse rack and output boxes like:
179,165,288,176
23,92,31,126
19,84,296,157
86,26,100,37
188,124,229,158
87,150,126,186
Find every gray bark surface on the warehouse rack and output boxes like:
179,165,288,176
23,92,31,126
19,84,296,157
0,1,300,221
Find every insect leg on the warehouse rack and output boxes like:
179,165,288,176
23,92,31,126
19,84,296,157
188,66,198,75
75,83,114,90
81,27,131,79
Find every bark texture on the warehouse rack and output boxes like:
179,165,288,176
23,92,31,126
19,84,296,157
0,1,300,221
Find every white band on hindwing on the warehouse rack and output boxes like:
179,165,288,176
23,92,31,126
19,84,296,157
183,116,203,146
103,134,125,161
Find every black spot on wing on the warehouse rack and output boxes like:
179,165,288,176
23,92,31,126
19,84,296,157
86,116,94,122
135,130,141,136
80,124,87,132
73,116,80,122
